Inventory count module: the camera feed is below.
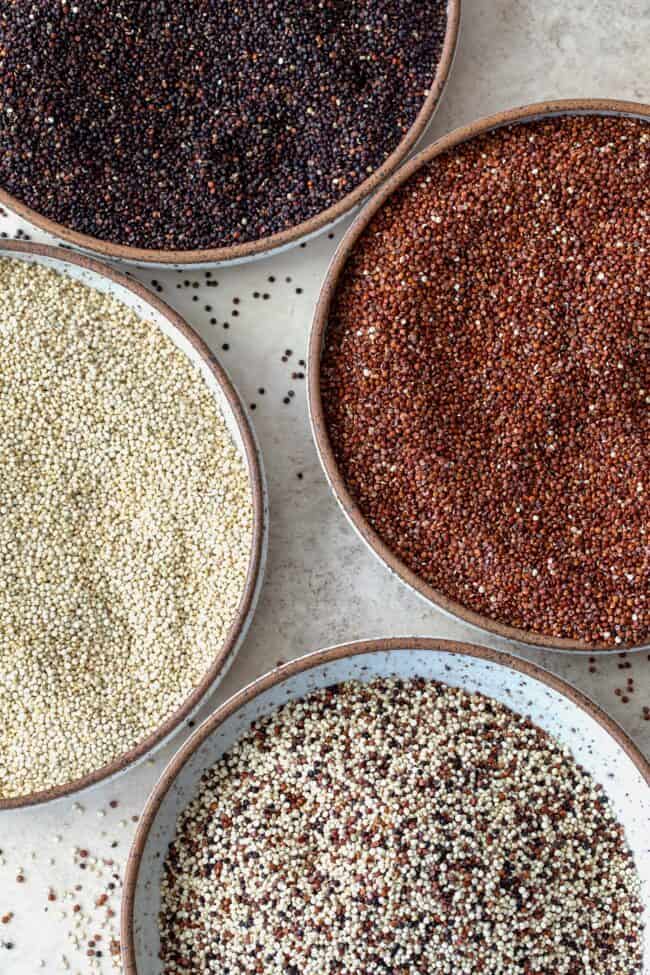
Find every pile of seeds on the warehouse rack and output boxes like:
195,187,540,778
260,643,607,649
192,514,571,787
0,259,253,798
0,0,448,251
159,677,644,974
320,114,649,647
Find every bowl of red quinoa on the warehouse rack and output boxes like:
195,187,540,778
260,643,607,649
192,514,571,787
309,99,650,654
0,241,267,809
122,636,649,974
0,1,460,268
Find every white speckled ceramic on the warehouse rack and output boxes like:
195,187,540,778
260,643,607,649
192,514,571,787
122,638,650,974
0,242,269,809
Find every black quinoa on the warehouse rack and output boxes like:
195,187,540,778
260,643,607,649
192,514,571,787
0,1,448,250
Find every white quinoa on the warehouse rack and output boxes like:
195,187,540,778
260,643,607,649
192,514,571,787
160,678,644,975
0,258,254,798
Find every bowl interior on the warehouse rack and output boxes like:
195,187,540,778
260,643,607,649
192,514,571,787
128,646,649,973
0,0,460,268
0,245,266,807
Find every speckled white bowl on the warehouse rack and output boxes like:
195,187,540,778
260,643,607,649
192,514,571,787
122,638,650,974
0,241,268,809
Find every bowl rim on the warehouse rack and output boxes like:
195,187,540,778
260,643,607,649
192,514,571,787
120,635,650,975
0,0,461,267
0,240,266,810
307,97,650,655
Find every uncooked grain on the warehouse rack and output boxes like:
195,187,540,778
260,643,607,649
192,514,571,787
320,114,649,647
159,677,644,974
0,0,449,251
0,258,253,798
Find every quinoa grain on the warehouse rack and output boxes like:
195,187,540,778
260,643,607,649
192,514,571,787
0,259,254,798
321,115,649,647
159,677,644,974
0,1,448,251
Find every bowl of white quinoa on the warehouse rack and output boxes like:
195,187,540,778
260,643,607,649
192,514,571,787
0,241,266,809
122,638,649,975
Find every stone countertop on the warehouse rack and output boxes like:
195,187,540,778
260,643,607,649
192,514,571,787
1,1,648,972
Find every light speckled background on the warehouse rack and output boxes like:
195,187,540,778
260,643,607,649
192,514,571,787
1,1,649,972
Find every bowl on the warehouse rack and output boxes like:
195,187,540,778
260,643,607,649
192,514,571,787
308,98,650,655
0,241,268,809
0,3,460,268
121,636,650,974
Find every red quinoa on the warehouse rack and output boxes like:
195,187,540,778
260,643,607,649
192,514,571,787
321,114,649,647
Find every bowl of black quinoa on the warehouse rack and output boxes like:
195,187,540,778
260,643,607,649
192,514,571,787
121,637,649,974
309,98,650,654
0,1,460,267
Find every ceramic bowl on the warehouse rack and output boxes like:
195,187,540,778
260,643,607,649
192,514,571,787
0,3,460,268
0,241,268,809
308,98,650,655
122,637,650,974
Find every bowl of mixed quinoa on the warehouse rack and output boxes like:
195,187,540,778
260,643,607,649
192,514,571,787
0,242,267,808
310,99,650,654
122,637,648,975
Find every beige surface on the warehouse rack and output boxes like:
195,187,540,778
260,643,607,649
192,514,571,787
1,1,648,971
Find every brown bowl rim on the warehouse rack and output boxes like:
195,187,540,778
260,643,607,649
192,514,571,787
308,98,650,654
0,240,266,809
120,635,650,974
0,1,461,267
